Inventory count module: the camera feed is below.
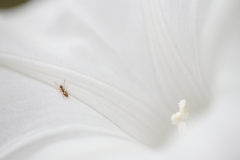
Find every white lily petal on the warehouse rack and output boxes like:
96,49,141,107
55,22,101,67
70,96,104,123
0,0,165,147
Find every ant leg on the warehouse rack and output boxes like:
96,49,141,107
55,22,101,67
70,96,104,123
63,80,66,88
54,82,60,86
55,87,61,91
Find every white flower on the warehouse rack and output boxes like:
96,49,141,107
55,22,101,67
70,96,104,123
171,99,189,134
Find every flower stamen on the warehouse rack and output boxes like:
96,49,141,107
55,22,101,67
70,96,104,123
171,99,189,134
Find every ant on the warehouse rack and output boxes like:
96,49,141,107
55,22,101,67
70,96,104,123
54,80,68,97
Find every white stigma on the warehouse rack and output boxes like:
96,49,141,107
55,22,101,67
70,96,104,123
171,99,189,134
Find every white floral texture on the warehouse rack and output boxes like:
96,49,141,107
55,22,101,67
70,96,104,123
0,0,240,159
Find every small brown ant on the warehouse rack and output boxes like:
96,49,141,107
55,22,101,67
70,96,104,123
54,80,68,97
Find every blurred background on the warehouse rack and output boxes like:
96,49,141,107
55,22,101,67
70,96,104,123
0,0,29,8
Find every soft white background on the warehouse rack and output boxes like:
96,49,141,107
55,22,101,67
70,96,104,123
0,0,240,159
